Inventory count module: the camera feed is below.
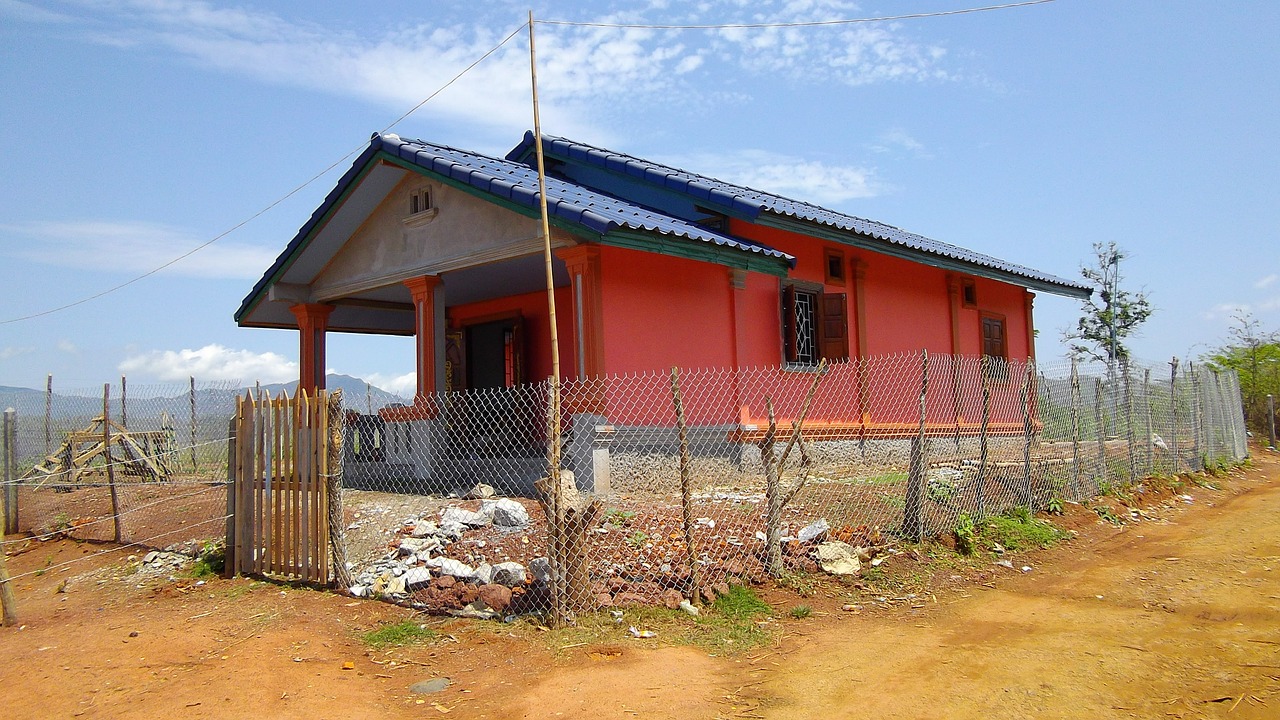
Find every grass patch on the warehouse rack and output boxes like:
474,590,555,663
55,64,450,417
859,471,909,486
362,620,439,649
789,604,812,619
978,509,1067,551
543,585,778,655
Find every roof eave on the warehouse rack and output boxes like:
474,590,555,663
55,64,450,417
758,214,1091,299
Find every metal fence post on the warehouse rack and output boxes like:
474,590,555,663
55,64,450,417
1069,359,1082,500
3,408,16,536
1169,358,1180,474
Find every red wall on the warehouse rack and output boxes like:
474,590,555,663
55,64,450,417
597,246,737,374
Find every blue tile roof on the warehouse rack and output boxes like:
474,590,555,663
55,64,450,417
375,134,793,264
508,132,1090,297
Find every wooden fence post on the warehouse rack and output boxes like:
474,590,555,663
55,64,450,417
1069,359,1082,500
1020,360,1034,509
3,408,16,536
0,539,16,626
1123,359,1135,482
1169,358,1180,474
670,367,701,594
121,375,128,429
903,350,929,542
1268,393,1276,451
44,374,52,460
1094,378,1107,490
224,416,237,579
1189,364,1202,470
976,355,991,518
103,385,122,543
1143,368,1153,475
189,377,198,474
327,390,352,589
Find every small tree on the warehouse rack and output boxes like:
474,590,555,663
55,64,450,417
1204,311,1280,435
1063,242,1153,364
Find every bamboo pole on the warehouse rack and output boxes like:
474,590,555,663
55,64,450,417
1123,359,1135,481
103,385,122,543
120,375,128,429
327,390,352,589
529,11,568,625
1143,367,1153,474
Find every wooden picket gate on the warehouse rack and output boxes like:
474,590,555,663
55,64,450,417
227,388,335,583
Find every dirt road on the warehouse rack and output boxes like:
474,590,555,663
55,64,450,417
2,452,1278,719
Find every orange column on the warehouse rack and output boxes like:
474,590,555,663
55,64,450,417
1024,291,1037,361
404,276,442,399
290,303,335,393
556,245,603,378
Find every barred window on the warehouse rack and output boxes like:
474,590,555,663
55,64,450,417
783,285,848,365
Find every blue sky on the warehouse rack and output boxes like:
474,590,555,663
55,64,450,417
1,0,1277,394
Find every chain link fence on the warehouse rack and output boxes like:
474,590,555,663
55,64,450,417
337,354,1247,621
1,379,239,553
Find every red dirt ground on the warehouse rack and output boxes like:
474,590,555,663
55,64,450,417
3,449,1279,719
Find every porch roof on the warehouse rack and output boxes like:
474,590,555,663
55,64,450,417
508,132,1092,300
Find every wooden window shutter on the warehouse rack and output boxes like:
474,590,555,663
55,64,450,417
819,292,850,361
783,284,798,362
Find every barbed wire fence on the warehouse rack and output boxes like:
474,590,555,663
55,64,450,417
1,378,241,557
335,353,1247,622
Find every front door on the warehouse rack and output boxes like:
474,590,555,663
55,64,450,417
464,316,524,390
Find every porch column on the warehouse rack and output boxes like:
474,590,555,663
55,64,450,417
290,303,334,393
404,275,443,399
555,245,604,379
1024,291,1037,361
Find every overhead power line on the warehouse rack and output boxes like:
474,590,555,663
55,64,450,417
0,22,528,326
538,0,1056,29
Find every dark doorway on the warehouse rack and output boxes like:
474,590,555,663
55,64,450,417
464,316,524,390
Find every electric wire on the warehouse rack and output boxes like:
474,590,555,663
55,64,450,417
0,21,528,326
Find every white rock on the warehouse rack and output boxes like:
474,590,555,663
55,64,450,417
814,541,862,576
490,498,531,529
437,558,476,580
491,562,527,587
678,600,700,616
404,567,433,591
798,519,830,543
473,563,494,585
349,585,369,597
410,520,439,538
441,507,490,527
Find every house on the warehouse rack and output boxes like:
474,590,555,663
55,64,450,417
235,131,1089,491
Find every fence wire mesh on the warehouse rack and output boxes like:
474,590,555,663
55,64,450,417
1,380,238,552
336,354,1248,621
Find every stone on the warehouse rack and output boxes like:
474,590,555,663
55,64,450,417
143,551,159,564
473,563,494,586
403,567,433,591
699,585,717,605
409,677,451,694
660,588,684,609
436,575,457,589
451,601,500,620
438,521,466,541
798,519,830,543
489,498,531,529
491,562,527,587
476,583,513,613
399,537,438,556
614,592,648,606
814,541,862,576
441,507,490,527
594,593,614,608
461,483,496,500
385,575,408,595
713,581,730,598
529,557,552,585
435,558,476,581
410,521,439,538
349,585,369,598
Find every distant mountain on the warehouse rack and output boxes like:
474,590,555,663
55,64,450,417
259,374,407,411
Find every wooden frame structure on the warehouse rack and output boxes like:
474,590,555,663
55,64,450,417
21,414,176,486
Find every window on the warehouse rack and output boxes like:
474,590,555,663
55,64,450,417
962,279,977,308
824,248,846,285
783,284,849,365
981,313,1007,359
403,186,438,227
409,187,432,215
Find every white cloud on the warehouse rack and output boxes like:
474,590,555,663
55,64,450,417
1255,273,1278,290
1201,302,1250,321
56,340,79,355
0,346,36,361
0,220,278,280
33,0,957,138
665,149,880,204
870,128,931,158
0,0,74,23
119,344,296,383
363,371,417,397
